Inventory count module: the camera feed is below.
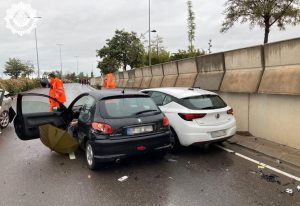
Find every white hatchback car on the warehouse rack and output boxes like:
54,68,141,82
141,88,236,148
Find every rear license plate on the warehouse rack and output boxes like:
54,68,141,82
127,125,153,135
211,130,226,138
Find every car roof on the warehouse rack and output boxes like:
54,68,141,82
88,89,148,100
142,87,217,99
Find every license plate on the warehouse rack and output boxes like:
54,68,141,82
211,130,226,138
127,125,153,135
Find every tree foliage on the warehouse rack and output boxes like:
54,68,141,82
96,30,145,72
97,57,120,75
4,58,35,79
221,0,300,43
187,0,196,52
170,49,206,61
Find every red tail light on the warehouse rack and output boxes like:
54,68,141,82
163,116,169,127
92,122,113,134
227,108,234,115
178,113,206,121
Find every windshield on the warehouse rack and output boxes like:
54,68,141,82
101,97,160,118
181,95,227,110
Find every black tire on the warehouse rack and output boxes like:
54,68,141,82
85,141,99,170
170,128,182,152
0,111,10,128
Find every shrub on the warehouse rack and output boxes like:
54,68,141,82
0,78,41,96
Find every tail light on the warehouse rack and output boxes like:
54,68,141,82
178,113,206,121
163,116,169,127
92,122,113,134
227,108,234,115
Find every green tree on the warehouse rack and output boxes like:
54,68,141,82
221,0,300,43
4,58,27,79
187,0,196,52
96,29,145,71
170,49,206,61
21,61,35,78
64,72,77,82
97,56,120,75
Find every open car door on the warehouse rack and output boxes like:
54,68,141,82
14,92,89,140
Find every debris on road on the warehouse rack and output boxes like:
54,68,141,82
167,158,178,163
257,164,265,169
168,177,174,180
285,188,294,196
276,159,281,164
69,152,76,160
87,174,91,179
118,176,129,182
260,172,281,185
297,185,300,192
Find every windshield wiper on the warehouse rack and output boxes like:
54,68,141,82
135,109,158,115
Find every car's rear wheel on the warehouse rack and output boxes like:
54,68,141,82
0,111,10,128
85,141,98,170
170,128,181,152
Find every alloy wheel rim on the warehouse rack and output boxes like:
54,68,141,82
0,112,9,127
86,144,93,166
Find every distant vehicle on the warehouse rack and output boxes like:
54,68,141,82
0,90,15,129
13,90,172,170
141,87,236,149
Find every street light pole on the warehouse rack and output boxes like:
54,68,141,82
34,28,40,78
74,56,79,75
57,44,63,76
148,0,151,66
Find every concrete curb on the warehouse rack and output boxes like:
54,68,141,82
227,135,300,168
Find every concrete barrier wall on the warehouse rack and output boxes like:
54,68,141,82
126,70,135,88
259,38,300,95
133,68,143,88
194,53,225,90
140,67,152,88
161,62,178,87
175,58,198,87
221,46,264,93
117,72,124,88
150,64,163,88
121,71,128,88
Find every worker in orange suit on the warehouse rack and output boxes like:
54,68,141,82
48,73,66,112
105,73,116,89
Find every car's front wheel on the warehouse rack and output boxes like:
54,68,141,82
0,111,10,128
85,141,98,170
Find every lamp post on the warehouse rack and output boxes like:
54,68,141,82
74,56,79,75
57,44,63,76
28,16,42,78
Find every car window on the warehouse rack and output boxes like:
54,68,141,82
22,95,56,114
181,95,227,110
101,97,159,118
150,92,166,106
162,95,173,105
78,96,96,122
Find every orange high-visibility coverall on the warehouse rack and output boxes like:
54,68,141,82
105,73,116,89
49,78,66,112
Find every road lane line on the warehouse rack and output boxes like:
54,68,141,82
215,144,300,182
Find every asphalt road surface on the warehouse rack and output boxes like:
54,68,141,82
1,84,300,206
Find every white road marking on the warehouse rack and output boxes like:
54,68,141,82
215,144,300,182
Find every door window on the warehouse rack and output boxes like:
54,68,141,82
22,95,60,114
162,95,173,105
78,96,96,122
150,92,166,106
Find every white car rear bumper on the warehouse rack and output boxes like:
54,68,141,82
173,118,237,146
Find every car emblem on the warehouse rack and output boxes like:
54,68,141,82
137,118,142,123
215,114,220,119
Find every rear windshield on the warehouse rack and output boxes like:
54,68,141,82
101,97,160,118
181,95,227,110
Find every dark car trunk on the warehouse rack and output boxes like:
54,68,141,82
104,113,166,139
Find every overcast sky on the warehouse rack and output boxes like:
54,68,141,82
1,0,300,78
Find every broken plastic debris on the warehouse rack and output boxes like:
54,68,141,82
297,185,300,192
168,177,174,180
118,176,128,182
276,159,281,164
285,188,294,196
167,158,177,162
260,172,281,184
257,163,266,169
88,175,91,179
69,152,76,160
